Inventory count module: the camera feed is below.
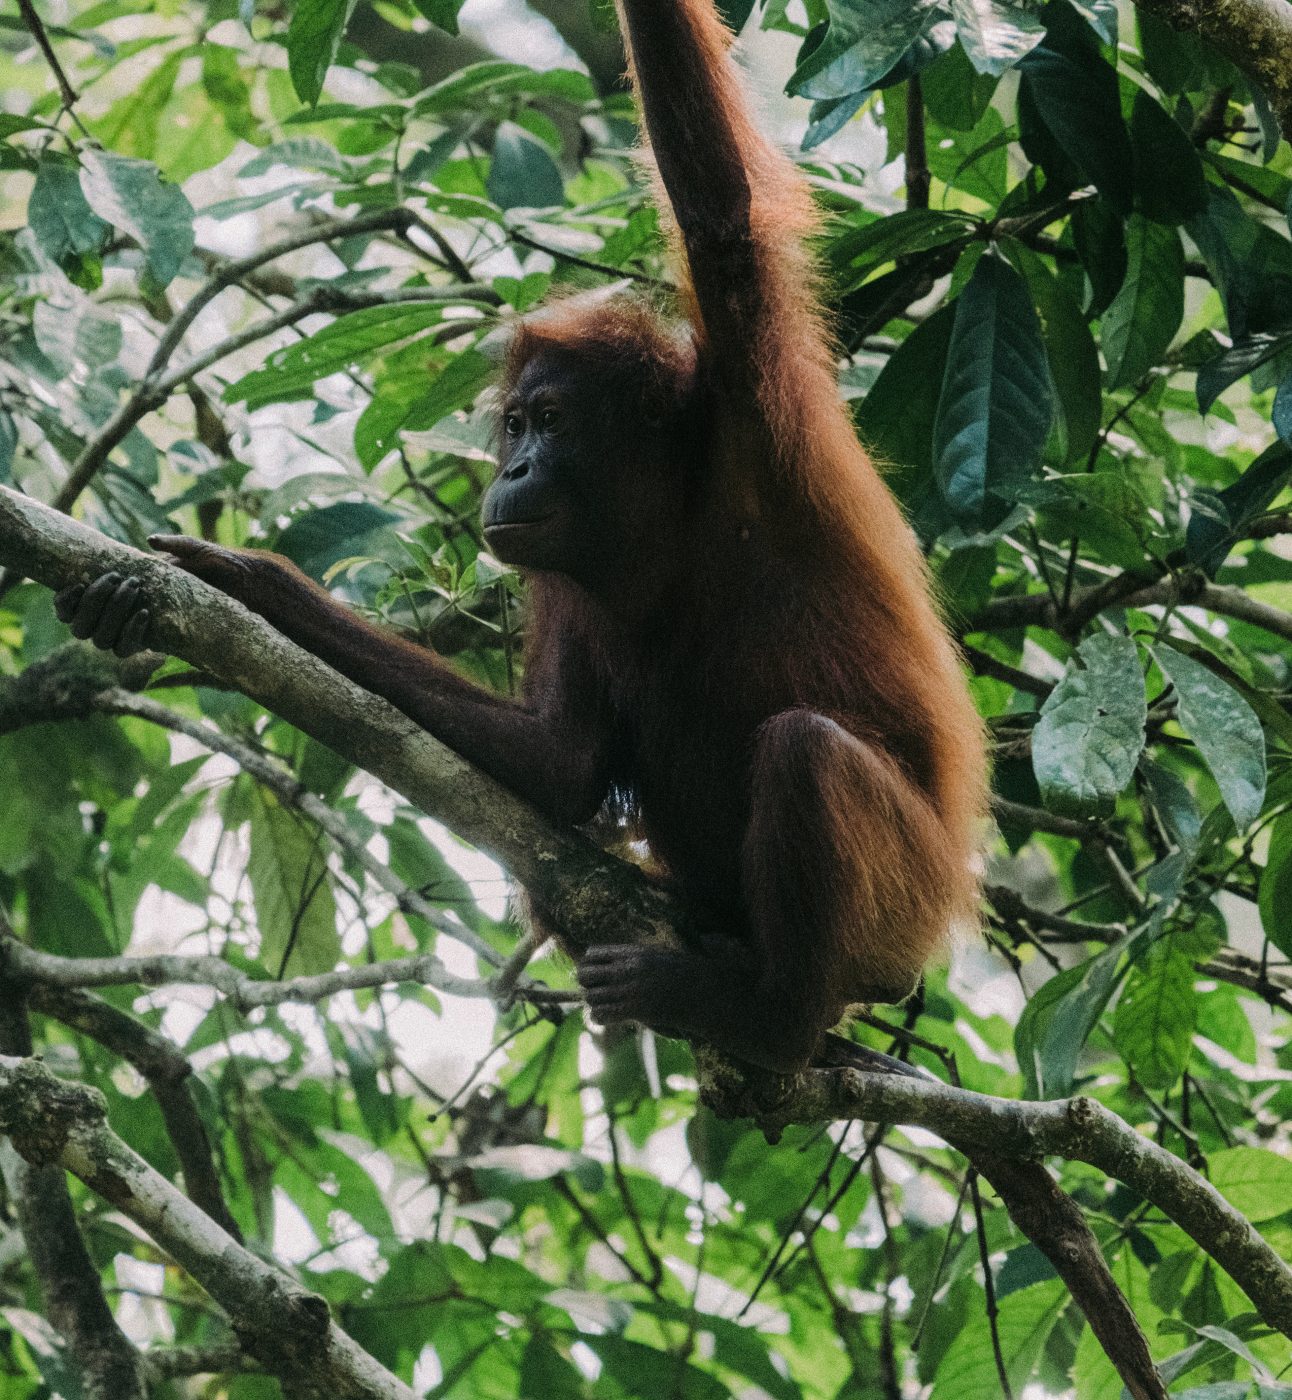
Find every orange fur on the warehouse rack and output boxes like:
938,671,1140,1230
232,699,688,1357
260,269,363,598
506,0,988,1024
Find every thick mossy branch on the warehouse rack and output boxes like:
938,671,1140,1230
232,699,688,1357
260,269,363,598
1133,0,1292,139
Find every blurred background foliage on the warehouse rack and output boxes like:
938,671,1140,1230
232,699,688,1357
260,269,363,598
2,0,1292,1395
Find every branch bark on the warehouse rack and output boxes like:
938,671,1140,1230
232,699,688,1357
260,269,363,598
1133,0,1292,140
0,1054,414,1400
0,482,675,955
0,990,147,1400
4,482,1286,1390
743,1064,1292,1339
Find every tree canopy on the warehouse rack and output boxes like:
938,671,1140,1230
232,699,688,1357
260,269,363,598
1,1,1292,1397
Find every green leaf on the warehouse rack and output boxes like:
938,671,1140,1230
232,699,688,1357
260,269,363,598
1033,634,1147,817
0,409,15,482
287,0,359,106
1185,439,1292,574
1274,376,1292,444
1196,326,1292,413
411,61,594,117
27,155,109,271
1208,1147,1292,1222
1100,214,1184,388
1113,940,1195,1089
246,789,340,976
1025,472,1154,570
355,347,494,468
949,0,1045,76
1188,183,1292,339
202,44,257,140
1071,195,1127,316
78,148,194,288
224,302,462,409
929,1281,1068,1398
829,208,977,293
1015,937,1129,1099
276,501,403,578
1258,811,1292,958
1130,89,1207,225
932,254,1054,523
94,48,182,159
1154,645,1266,831
486,121,563,210
1141,759,1201,852
1018,7,1135,213
411,0,465,35
1005,241,1101,465
788,0,942,101
855,303,955,523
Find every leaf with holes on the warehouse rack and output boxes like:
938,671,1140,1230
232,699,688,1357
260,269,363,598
1033,633,1146,817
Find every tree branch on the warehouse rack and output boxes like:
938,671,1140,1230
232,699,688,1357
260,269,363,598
0,482,1274,1394
1133,0,1292,140
0,483,676,955
0,990,147,1400
742,1065,1292,1339
0,1054,414,1399
24,982,242,1242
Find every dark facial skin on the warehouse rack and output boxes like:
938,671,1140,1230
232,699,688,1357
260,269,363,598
482,350,681,587
482,353,597,576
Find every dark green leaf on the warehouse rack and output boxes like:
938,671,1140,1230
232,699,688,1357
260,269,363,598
1015,937,1129,1098
1188,183,1292,338
1185,439,1292,573
829,208,976,292
1018,7,1135,213
27,155,110,268
855,304,956,522
788,0,942,101
1196,326,1292,413
1276,376,1292,444
1071,196,1127,316
1100,214,1184,388
411,0,465,35
932,254,1054,522
1005,241,1101,464
1130,89,1207,224
486,120,563,210
920,37,999,130
949,0,1044,75
1258,811,1292,958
